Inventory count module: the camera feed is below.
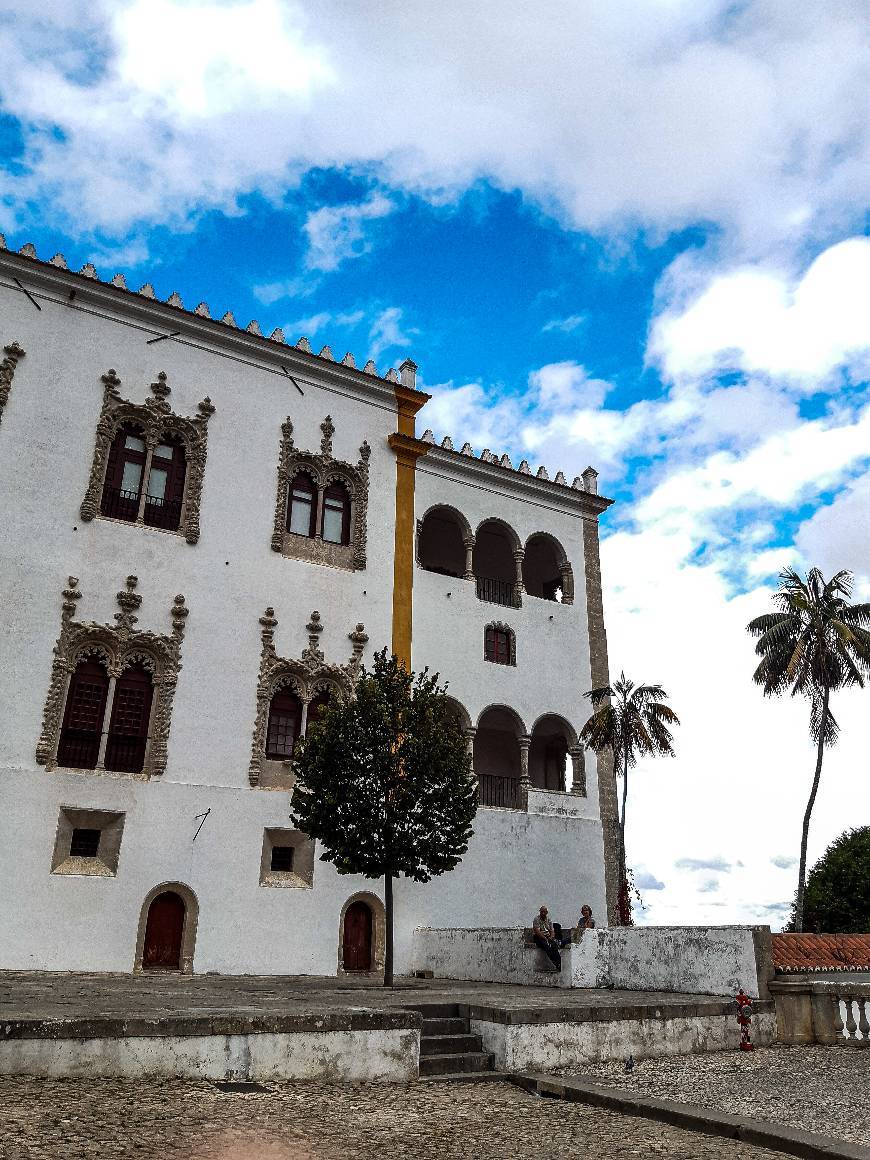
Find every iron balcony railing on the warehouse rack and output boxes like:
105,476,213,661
56,730,100,770
478,772,521,810
100,486,140,523
143,494,183,532
476,575,516,607
105,734,147,774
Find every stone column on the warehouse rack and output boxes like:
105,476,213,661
560,563,574,605
518,734,531,810
513,549,525,608
569,746,586,796
135,438,157,524
463,536,475,582
95,674,118,771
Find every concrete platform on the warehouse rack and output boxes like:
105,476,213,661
0,972,776,1081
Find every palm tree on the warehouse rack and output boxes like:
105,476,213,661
747,566,870,932
580,673,679,924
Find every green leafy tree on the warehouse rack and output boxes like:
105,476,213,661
748,567,870,932
579,672,679,925
291,649,477,985
786,826,870,933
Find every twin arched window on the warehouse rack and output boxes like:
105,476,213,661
265,685,333,760
287,473,351,546
57,657,154,774
101,424,187,532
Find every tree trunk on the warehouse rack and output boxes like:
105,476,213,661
383,871,394,987
795,687,829,933
617,747,630,926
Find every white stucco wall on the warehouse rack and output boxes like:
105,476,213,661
0,1028,419,1081
471,1010,777,1071
605,926,771,999
0,257,609,976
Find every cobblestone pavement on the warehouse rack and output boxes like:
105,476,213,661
561,1045,870,1146
0,1076,797,1160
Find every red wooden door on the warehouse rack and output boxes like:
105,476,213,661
142,891,185,970
343,901,372,971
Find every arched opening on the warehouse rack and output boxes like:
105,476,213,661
101,423,147,522
342,901,373,971
57,657,110,770
105,661,154,774
287,471,317,538
529,714,575,791
443,695,471,733
141,891,185,971
418,507,468,578
474,705,524,809
523,534,567,601
144,434,187,532
474,520,518,606
266,685,302,759
321,481,351,545
135,882,199,973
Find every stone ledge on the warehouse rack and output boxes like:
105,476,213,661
464,999,775,1026
509,1072,870,1160
0,1008,421,1041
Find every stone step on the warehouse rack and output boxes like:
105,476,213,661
421,1071,509,1084
403,1003,463,1020
420,1033,483,1057
421,1017,468,1037
419,1052,494,1077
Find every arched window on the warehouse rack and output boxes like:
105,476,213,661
321,481,351,545
287,472,317,538
266,687,302,759
418,507,468,577
101,424,147,522
474,520,519,607
529,714,575,791
306,688,332,731
105,662,154,774
57,658,110,769
474,706,524,809
144,436,186,532
485,624,516,666
523,535,568,602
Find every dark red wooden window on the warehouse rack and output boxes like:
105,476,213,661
485,626,513,665
266,688,302,759
57,659,110,769
101,425,147,522
321,482,350,545
306,689,331,732
287,472,317,538
105,663,154,774
144,436,186,532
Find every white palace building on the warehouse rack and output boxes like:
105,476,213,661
0,239,619,978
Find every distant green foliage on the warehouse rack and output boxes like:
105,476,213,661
787,827,870,933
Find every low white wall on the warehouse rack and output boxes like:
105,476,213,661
471,1010,777,1072
413,925,772,998
0,1028,419,1081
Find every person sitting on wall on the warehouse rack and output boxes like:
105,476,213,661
578,904,596,931
532,905,564,970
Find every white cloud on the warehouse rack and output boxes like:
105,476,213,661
367,305,416,362
2,1,869,250
771,855,798,870
302,194,395,272
651,238,870,383
635,870,665,891
542,314,587,334
280,308,365,339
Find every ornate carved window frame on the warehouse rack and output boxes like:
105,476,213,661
271,415,370,572
0,341,25,429
484,621,517,666
249,607,368,788
36,575,189,779
80,369,215,544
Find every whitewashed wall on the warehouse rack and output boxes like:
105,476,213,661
0,263,608,975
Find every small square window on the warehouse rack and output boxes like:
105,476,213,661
270,846,294,873
70,828,101,858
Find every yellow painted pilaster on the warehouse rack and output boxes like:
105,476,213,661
389,380,430,669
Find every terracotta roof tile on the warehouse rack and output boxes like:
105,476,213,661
772,933,870,972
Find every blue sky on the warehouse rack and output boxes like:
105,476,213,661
2,0,870,927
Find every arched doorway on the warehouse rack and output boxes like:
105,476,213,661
337,892,385,976
142,891,185,970
342,900,373,971
135,882,199,973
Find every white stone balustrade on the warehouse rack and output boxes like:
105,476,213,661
771,978,870,1045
